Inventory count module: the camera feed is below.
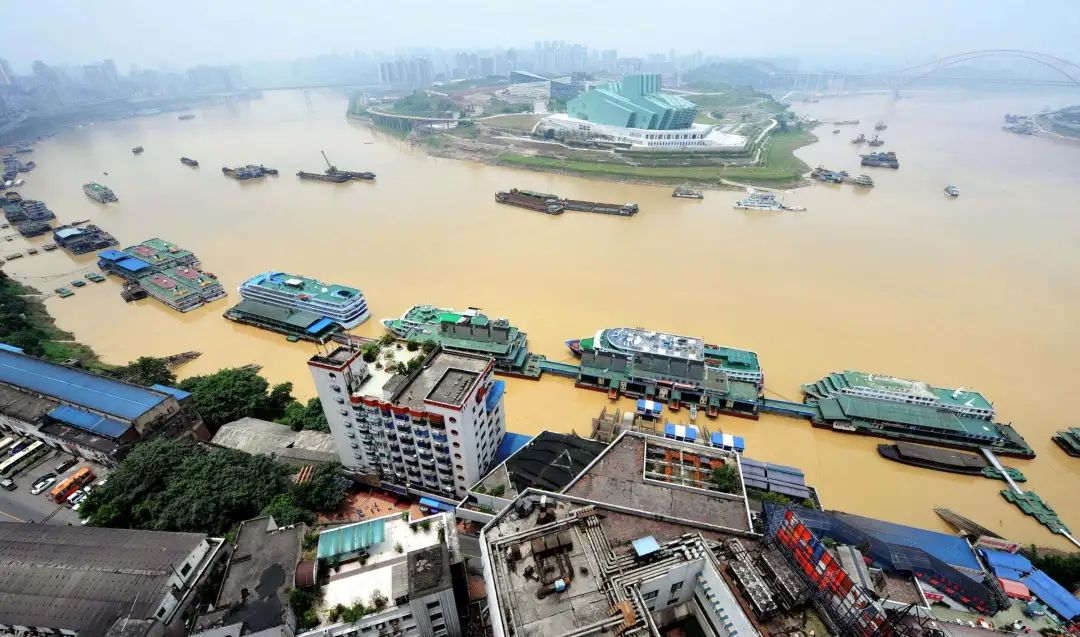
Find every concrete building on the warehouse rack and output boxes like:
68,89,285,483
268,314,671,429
305,512,463,637
507,70,550,99
0,522,223,637
308,345,505,500
0,344,208,465
210,417,338,466
193,516,310,637
379,58,434,89
567,74,697,130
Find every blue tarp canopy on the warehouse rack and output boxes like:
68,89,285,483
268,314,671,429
664,423,697,441
710,431,745,452
418,497,454,512
1023,569,1080,620
115,256,151,273
48,405,132,439
316,517,387,560
636,399,662,415
306,317,335,334
485,380,505,412
0,349,165,420
494,431,532,465
97,249,127,261
982,549,1033,581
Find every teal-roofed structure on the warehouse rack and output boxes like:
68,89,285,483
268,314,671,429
567,74,698,130
317,517,387,561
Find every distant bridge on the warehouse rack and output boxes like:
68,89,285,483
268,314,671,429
782,49,1080,92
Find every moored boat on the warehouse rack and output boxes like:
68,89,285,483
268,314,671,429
944,185,960,197
180,157,199,167
672,186,704,199
851,133,866,144
854,174,874,187
222,165,277,180
860,152,899,169
83,182,118,203
734,192,784,211
238,271,369,328
132,146,144,154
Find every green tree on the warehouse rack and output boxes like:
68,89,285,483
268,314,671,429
1030,547,1080,591
177,367,294,429
711,465,740,494
261,493,316,526
759,491,792,506
289,587,323,630
277,398,330,432
115,356,176,387
421,340,437,354
292,463,348,512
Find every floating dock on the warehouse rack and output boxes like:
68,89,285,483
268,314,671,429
224,298,341,343
1000,490,1070,535
1052,427,1080,457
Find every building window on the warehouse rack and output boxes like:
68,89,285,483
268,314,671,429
643,590,659,600
156,607,166,618
670,581,683,593
180,562,192,576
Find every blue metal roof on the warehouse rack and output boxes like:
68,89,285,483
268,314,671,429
150,384,192,400
0,349,166,421
116,256,151,272
485,380,505,412
0,343,24,354
306,317,335,334
48,405,133,439
97,249,127,261
419,497,454,511
494,431,532,465
316,517,387,560
833,511,981,571
982,549,1033,579
1023,569,1080,620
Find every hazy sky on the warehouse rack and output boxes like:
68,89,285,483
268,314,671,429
7,0,1080,72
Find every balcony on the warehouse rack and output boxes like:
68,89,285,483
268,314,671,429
431,433,448,443
415,439,432,450
433,443,449,454
412,427,429,438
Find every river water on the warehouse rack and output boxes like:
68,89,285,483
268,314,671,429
5,89,1079,548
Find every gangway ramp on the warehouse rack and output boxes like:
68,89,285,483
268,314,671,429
538,359,580,378
760,398,820,419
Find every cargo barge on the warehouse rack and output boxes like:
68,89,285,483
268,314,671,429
301,151,376,182
222,165,278,180
860,151,899,168
495,188,638,216
239,271,369,329
1052,427,1080,457
877,442,1026,481
672,187,704,199
567,327,763,387
83,182,118,203
53,224,118,254
810,166,847,183
297,170,350,183
382,304,541,379
224,298,341,343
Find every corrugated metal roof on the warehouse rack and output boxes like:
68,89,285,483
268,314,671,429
833,511,981,571
48,405,132,439
150,384,192,400
0,349,166,421
1023,569,1080,620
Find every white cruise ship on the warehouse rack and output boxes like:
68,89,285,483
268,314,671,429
238,271,369,328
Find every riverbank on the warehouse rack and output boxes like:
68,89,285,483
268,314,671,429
0,270,103,367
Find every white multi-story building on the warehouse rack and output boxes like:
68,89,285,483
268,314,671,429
538,113,749,152
308,345,506,500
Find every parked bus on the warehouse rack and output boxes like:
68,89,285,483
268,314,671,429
0,436,15,454
50,467,95,504
0,441,45,477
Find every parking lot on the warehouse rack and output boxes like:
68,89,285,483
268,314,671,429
0,441,110,526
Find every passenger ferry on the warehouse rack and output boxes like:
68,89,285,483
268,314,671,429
734,192,805,212
566,327,764,386
238,271,369,328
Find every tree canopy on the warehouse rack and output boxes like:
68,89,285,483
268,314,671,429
80,439,347,535
177,368,296,430
277,397,330,432
113,356,176,387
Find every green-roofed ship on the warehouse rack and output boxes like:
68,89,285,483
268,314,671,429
382,304,541,378
566,327,763,387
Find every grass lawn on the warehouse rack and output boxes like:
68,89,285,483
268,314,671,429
496,128,815,186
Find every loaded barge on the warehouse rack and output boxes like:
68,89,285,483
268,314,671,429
877,442,1026,481
222,165,278,180
495,188,638,216
861,151,899,168
83,182,118,203
297,151,375,183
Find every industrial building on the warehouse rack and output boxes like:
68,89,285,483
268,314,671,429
0,344,208,465
210,417,338,466
304,511,463,637
0,522,223,637
308,345,506,500
567,74,697,130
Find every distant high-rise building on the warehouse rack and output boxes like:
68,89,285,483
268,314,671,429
479,57,495,77
379,58,433,88
0,58,13,86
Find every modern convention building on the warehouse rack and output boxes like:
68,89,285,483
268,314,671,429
542,73,747,152
308,345,506,500
0,343,208,465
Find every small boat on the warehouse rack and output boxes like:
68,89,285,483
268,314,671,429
672,186,704,199
26,248,38,255
180,157,199,167
85,272,106,283
14,145,32,153
178,114,196,121
832,129,840,134
851,133,866,144
71,280,87,288
132,146,144,154
867,135,884,147
874,121,887,131
944,185,960,197
854,174,874,188
54,287,74,298
42,243,58,251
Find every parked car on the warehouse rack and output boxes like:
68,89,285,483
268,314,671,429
67,490,88,506
54,458,78,474
30,476,57,495
0,478,15,491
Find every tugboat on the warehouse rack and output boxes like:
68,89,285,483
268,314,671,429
180,157,199,167
851,133,866,144
854,174,875,188
132,146,144,155
672,186,704,199
874,121,887,131
867,135,884,147
944,185,960,197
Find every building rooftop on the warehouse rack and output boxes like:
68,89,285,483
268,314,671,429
203,517,305,634
211,417,338,465
474,431,607,499
243,271,363,307
0,382,58,425
124,238,194,265
563,431,752,534
392,350,489,411
0,522,211,637
0,348,167,422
